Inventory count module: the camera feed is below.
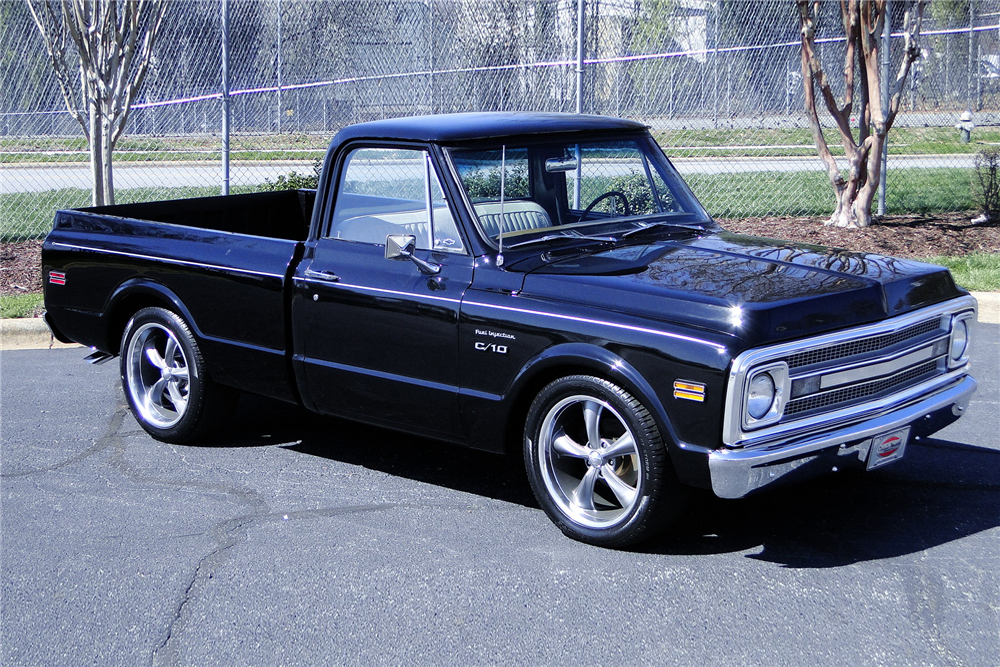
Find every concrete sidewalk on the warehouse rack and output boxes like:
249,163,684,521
3,292,997,352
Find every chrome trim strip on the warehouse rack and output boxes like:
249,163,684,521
723,296,978,445
818,344,936,390
473,301,729,351
49,242,287,280
709,375,977,499
295,278,464,306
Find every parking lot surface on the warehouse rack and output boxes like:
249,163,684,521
2,325,997,666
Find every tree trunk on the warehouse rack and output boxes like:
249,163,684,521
798,0,925,231
101,110,115,205
88,101,106,207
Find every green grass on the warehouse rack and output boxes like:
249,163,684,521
921,253,1000,293
686,167,974,218
1,189,93,241
0,293,44,319
0,166,977,240
1,185,259,241
0,149,325,164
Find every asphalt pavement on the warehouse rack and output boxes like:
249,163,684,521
1,323,997,666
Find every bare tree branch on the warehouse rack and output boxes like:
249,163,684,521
25,1,88,137
25,0,166,206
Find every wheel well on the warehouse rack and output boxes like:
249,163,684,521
503,363,615,457
106,294,176,354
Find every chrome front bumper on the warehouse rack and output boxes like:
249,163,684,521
707,375,977,499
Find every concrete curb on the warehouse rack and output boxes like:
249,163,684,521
973,290,1000,327
2,292,997,352
1,318,81,351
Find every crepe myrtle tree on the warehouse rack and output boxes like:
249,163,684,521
797,0,925,228
26,0,166,206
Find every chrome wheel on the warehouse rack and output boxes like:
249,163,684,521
525,375,688,547
536,394,642,529
124,322,190,429
120,307,237,443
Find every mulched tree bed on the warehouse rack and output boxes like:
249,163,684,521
720,213,1000,260
3,214,999,299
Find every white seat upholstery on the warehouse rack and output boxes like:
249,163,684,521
474,201,552,237
334,209,431,248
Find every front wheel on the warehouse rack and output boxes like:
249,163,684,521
120,307,236,443
524,375,687,547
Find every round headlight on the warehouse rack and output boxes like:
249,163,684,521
747,372,776,420
950,318,969,361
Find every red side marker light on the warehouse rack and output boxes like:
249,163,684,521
48,271,66,285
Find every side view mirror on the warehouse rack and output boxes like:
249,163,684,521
385,234,440,275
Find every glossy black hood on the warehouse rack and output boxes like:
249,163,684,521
514,231,962,346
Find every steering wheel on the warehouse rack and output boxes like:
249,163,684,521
579,190,631,222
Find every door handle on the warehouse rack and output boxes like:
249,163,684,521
303,268,340,283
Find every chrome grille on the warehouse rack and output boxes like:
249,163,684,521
723,296,977,448
785,359,939,416
786,318,942,369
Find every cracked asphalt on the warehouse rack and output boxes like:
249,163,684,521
2,326,998,667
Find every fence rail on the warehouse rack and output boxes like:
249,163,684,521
3,0,999,239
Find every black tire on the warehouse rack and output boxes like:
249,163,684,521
523,375,688,548
119,307,237,443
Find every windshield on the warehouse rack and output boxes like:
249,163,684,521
447,136,712,246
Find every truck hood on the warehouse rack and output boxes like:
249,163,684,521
512,231,962,346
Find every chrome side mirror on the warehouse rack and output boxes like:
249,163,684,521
385,234,440,275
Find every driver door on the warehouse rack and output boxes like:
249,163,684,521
291,145,473,439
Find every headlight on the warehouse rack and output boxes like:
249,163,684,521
742,362,789,430
950,318,968,361
747,373,775,419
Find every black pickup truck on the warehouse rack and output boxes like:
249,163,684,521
43,112,978,547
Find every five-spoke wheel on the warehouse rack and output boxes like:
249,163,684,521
120,307,236,443
124,321,191,429
537,394,641,528
524,375,686,547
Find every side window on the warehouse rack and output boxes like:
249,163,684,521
328,147,464,253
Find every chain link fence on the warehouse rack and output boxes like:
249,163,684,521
3,0,999,240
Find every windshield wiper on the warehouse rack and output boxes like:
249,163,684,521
505,230,618,249
621,221,708,238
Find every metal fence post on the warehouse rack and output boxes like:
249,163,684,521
713,0,720,129
576,0,584,115
221,0,231,196
277,0,283,133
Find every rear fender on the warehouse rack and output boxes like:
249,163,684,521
104,279,204,354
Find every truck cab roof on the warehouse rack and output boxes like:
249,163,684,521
330,112,649,146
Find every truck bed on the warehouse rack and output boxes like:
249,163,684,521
78,189,315,241
43,190,314,402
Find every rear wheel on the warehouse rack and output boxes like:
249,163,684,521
120,307,236,443
524,375,687,547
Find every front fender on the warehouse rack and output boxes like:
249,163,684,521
496,342,714,489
